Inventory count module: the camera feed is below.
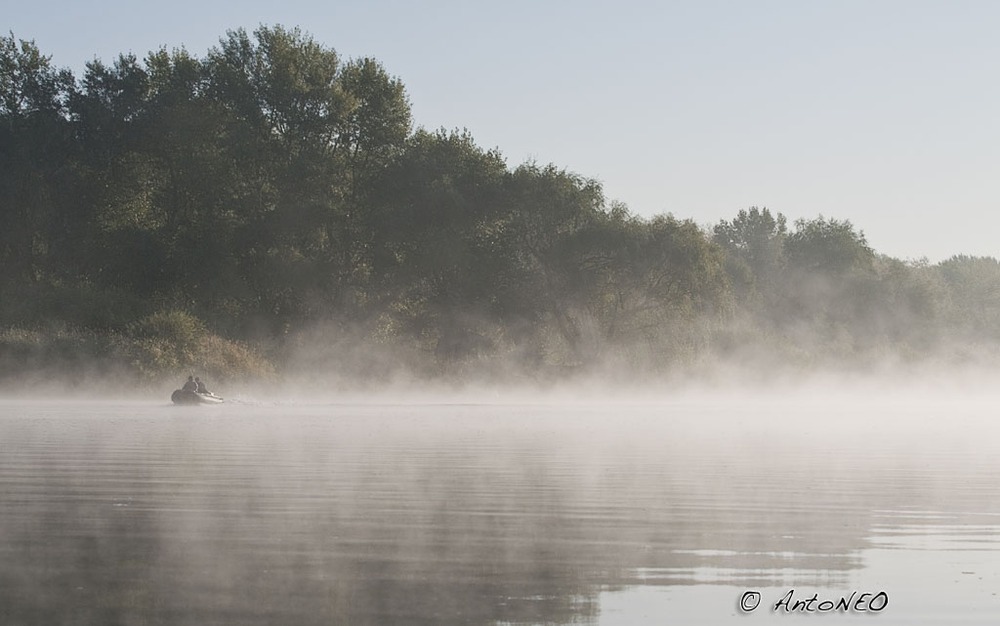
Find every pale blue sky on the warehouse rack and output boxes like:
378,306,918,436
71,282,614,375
8,0,999,261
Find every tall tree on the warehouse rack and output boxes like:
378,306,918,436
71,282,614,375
0,34,75,284
365,129,508,362
784,216,873,276
713,206,786,301
201,26,414,333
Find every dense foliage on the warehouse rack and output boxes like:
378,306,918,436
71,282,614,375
2,27,998,385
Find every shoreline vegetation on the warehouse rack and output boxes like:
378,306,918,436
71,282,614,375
4,26,1000,391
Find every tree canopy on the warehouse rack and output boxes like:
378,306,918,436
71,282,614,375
2,27,998,384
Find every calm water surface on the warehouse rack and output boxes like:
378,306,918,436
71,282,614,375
1,394,999,625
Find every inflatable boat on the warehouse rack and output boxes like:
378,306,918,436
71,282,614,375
171,389,225,405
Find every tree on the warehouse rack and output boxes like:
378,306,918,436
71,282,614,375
364,129,508,362
0,34,76,283
0,33,74,121
338,57,411,181
202,26,414,334
784,216,874,275
937,255,1000,339
713,207,786,300
500,163,607,364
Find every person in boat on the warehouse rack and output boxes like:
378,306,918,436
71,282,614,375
182,375,198,393
195,377,210,394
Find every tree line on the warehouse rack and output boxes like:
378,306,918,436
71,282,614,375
2,26,999,384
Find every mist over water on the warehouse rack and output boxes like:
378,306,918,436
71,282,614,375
6,18,1000,625
2,386,1000,625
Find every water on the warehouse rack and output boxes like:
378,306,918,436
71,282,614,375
1,392,999,625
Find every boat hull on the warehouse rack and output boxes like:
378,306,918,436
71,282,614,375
171,389,224,405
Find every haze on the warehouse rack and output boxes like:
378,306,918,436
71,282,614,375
3,392,1000,624
6,4,1000,623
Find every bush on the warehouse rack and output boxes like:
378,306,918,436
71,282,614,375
0,311,274,389
126,310,274,382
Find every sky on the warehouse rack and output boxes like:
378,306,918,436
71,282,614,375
8,0,1000,262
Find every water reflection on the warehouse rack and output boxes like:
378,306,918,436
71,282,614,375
0,398,998,624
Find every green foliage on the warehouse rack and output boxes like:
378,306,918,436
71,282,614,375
785,216,874,275
126,310,273,381
0,281,146,331
129,310,206,349
209,25,347,144
0,34,77,283
937,255,1000,338
0,33,74,120
4,26,1000,384
713,207,786,300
